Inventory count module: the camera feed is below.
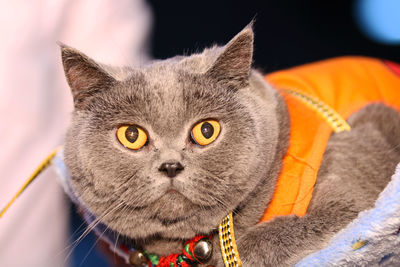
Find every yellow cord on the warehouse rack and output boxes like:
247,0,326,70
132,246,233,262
0,147,61,218
219,211,242,267
284,89,351,133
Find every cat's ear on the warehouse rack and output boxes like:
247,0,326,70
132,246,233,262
206,25,254,89
60,44,116,109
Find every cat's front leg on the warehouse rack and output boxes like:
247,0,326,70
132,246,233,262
204,216,319,267
206,212,336,266
235,214,340,267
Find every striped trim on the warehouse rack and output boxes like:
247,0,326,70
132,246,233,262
219,212,242,267
284,89,351,133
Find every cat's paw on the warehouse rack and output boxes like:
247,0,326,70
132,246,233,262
235,220,297,267
236,226,279,267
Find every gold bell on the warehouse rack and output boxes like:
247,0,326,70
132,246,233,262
193,239,213,263
129,250,148,267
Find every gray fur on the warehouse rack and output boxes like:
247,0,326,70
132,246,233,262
61,26,400,266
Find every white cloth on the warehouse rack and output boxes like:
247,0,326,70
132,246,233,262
0,1,151,266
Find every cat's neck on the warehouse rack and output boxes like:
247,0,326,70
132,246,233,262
234,88,290,230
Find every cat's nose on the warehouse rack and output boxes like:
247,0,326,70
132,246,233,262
158,162,184,178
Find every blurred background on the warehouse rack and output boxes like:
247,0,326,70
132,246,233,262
0,0,399,266
148,0,400,71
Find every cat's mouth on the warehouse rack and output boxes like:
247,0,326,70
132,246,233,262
120,187,189,211
117,183,219,223
148,188,218,222
167,188,177,193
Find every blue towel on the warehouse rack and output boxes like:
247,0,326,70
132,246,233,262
297,163,400,266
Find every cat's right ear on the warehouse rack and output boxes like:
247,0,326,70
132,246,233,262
206,24,254,90
60,44,116,109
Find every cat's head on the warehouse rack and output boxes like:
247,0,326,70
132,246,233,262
62,26,283,239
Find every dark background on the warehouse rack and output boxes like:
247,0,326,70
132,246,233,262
147,0,400,73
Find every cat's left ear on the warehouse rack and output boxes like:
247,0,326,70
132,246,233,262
60,44,117,109
206,24,254,89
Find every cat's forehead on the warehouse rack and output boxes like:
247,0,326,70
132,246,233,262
121,71,185,130
144,64,184,97
108,69,204,136
91,47,239,137
143,46,221,75
123,52,221,105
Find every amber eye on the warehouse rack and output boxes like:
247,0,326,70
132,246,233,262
191,120,221,146
116,125,148,150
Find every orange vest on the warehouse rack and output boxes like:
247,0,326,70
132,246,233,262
261,57,400,222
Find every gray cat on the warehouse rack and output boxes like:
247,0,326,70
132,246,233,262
61,25,400,266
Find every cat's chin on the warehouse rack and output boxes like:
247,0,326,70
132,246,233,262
151,190,199,221
105,191,226,240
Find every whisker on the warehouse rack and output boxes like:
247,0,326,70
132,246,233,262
79,224,110,267
113,229,121,264
62,201,125,265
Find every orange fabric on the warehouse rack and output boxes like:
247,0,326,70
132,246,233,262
261,56,400,222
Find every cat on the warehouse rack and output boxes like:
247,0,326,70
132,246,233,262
60,25,400,266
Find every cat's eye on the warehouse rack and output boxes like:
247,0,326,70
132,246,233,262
191,119,221,146
116,125,148,150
